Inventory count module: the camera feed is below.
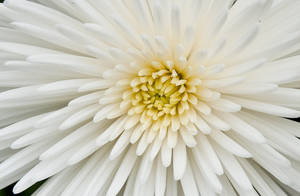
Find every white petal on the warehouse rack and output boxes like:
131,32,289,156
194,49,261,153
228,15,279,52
191,147,223,193
109,128,132,160
180,161,199,196
59,104,102,130
238,158,277,196
214,143,253,190
40,122,103,160
137,149,153,184
201,113,231,131
173,137,187,180
226,95,300,118
155,156,167,196
209,98,241,112
161,139,172,167
217,112,266,143
192,115,211,134
195,134,223,175
210,129,251,158
107,144,137,196
166,167,178,196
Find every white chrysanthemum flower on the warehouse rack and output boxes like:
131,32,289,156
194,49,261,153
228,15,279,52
1,0,300,195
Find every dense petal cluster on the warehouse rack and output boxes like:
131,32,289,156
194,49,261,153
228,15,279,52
1,0,300,195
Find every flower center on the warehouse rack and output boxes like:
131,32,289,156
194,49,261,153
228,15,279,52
125,61,200,123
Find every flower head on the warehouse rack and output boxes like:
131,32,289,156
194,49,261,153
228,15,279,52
1,0,300,195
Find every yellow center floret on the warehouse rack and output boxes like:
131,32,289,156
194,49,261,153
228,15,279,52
125,61,201,125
